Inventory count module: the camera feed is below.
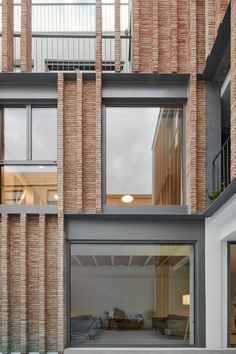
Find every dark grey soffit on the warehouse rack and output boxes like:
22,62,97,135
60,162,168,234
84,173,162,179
202,2,230,81
0,72,190,85
102,73,190,84
0,72,58,85
0,204,58,214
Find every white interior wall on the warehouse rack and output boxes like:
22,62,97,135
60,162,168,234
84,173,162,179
205,193,236,349
71,265,155,325
71,263,190,327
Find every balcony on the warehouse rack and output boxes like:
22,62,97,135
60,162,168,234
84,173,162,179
211,136,231,197
0,1,131,72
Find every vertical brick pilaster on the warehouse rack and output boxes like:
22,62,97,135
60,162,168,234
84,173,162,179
132,0,140,72
205,0,215,59
96,72,102,213
196,81,206,213
215,0,228,36
187,0,197,213
231,0,236,180
2,0,14,72
170,0,178,72
115,0,121,72
57,214,65,354
20,214,28,354
57,73,65,214
21,0,32,72
39,215,46,354
152,0,159,72
77,72,83,212
57,73,65,353
1,215,10,353
96,0,102,72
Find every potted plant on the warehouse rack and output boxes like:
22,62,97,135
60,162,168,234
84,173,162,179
208,187,224,202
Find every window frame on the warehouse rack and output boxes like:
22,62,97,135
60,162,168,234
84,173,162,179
68,239,197,348
102,101,187,212
0,104,57,207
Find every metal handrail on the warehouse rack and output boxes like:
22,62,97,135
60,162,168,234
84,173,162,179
212,136,231,190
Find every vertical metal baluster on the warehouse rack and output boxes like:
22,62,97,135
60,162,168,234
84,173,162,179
223,144,225,188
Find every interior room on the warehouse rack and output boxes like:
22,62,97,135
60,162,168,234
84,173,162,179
106,106,183,206
70,244,194,346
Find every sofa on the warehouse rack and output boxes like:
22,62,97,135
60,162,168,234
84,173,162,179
153,314,188,337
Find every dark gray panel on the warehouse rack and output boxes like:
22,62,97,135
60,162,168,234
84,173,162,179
66,216,205,347
66,217,204,241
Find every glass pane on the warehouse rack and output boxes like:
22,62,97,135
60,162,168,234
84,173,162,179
70,244,194,346
1,165,57,205
229,244,236,346
106,107,183,205
2,108,27,160
32,108,57,160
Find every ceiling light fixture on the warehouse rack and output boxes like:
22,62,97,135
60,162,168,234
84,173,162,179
54,194,59,200
121,195,134,203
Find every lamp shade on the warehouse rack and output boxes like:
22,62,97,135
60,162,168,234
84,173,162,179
182,294,190,305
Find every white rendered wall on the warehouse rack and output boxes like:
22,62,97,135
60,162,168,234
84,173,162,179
205,193,236,348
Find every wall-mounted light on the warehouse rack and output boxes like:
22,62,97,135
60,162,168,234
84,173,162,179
121,195,134,203
182,294,190,306
39,165,44,169
54,194,59,201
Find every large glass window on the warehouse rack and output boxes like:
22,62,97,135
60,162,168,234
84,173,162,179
32,108,57,160
70,243,194,346
229,243,236,346
0,106,57,205
106,107,183,206
2,108,27,160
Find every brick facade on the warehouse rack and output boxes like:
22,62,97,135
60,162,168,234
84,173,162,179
0,0,232,352
0,215,60,353
1,0,14,72
21,0,32,72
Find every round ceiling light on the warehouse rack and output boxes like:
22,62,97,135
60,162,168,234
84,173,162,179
121,195,134,203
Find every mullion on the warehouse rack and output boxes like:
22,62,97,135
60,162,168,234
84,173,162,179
26,105,32,160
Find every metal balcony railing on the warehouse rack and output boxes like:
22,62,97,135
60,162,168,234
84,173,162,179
212,136,231,191
0,1,132,73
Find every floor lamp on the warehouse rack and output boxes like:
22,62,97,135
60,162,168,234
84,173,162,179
183,294,190,344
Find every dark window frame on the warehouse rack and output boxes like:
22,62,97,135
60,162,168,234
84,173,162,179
68,239,197,348
0,104,57,205
102,101,187,211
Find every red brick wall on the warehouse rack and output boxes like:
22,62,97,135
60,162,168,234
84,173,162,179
61,73,101,214
1,0,14,72
215,0,228,36
0,215,60,353
21,0,32,72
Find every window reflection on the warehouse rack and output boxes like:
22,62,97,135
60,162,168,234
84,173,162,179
70,244,194,346
32,108,57,160
106,107,183,206
1,165,57,205
2,108,27,160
